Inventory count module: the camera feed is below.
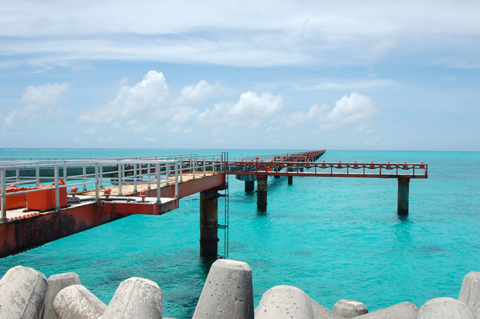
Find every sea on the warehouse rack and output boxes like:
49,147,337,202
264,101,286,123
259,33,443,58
1,149,479,318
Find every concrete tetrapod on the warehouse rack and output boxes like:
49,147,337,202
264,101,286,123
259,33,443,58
459,272,480,318
192,259,254,319
53,285,106,319
418,297,476,319
354,302,418,319
310,299,343,319
102,277,163,319
255,285,314,319
0,265,48,319
41,272,81,319
333,300,368,318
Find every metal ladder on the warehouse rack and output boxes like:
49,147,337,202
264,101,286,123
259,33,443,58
218,151,230,259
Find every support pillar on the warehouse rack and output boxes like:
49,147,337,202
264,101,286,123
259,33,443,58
200,189,218,258
257,175,268,211
398,178,410,216
274,175,280,179
245,181,254,193
288,176,293,185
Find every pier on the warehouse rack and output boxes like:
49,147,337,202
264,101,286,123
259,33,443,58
0,150,428,259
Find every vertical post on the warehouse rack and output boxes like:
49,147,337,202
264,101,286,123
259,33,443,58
180,156,183,183
175,161,179,199
200,189,218,258
147,163,151,190
118,164,123,196
54,166,60,212
245,181,254,193
203,157,206,177
35,166,40,187
398,178,410,216
257,175,268,211
15,169,19,186
288,176,293,185
63,164,67,184
193,156,196,180
133,163,137,193
1,169,7,222
94,163,99,203
83,164,87,191
156,162,161,204
99,164,103,188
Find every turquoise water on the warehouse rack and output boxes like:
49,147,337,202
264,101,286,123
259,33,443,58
1,149,479,318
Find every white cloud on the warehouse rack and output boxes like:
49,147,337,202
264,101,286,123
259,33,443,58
176,80,220,105
303,79,394,91
274,92,376,132
99,136,114,142
197,91,283,128
2,82,68,130
319,92,376,131
144,137,155,142
1,0,477,68
78,70,169,123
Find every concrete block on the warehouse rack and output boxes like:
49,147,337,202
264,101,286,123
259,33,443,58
102,277,163,319
41,272,81,319
418,297,476,319
354,302,418,319
0,265,47,319
333,300,368,318
192,259,254,319
459,272,480,318
255,285,314,319
53,285,106,319
310,298,342,319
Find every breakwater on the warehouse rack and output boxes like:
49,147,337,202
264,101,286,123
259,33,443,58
0,261,479,318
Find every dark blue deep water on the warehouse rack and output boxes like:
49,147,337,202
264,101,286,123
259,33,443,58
1,149,479,318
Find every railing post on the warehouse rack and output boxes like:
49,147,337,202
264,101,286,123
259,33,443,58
180,156,183,183
63,163,67,184
15,168,19,186
133,163,137,193
1,169,7,222
156,162,161,204
203,156,206,177
83,164,87,191
35,166,40,187
118,164,123,196
95,163,99,203
99,163,103,188
175,161,179,199
54,166,60,212
147,163,151,190
193,156,196,180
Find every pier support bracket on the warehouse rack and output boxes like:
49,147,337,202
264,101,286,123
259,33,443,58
257,175,268,211
200,189,219,258
398,178,410,216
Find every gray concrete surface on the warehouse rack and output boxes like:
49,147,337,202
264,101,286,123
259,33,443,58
255,285,314,319
418,297,475,319
0,265,47,319
192,259,254,319
53,284,106,319
355,302,418,319
41,272,81,319
310,299,342,319
333,300,368,318
459,272,480,318
102,277,163,319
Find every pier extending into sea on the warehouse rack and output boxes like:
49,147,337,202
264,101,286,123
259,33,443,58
0,150,428,259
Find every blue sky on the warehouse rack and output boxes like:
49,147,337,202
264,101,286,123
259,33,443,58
0,0,479,150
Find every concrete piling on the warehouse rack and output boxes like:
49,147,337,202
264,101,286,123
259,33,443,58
355,302,418,319
102,277,163,319
0,265,47,319
333,300,368,318
53,284,107,319
255,285,314,319
459,272,480,317
257,175,268,211
417,297,475,319
200,189,219,258
398,178,410,215
42,272,81,319
193,259,254,319
245,181,254,193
